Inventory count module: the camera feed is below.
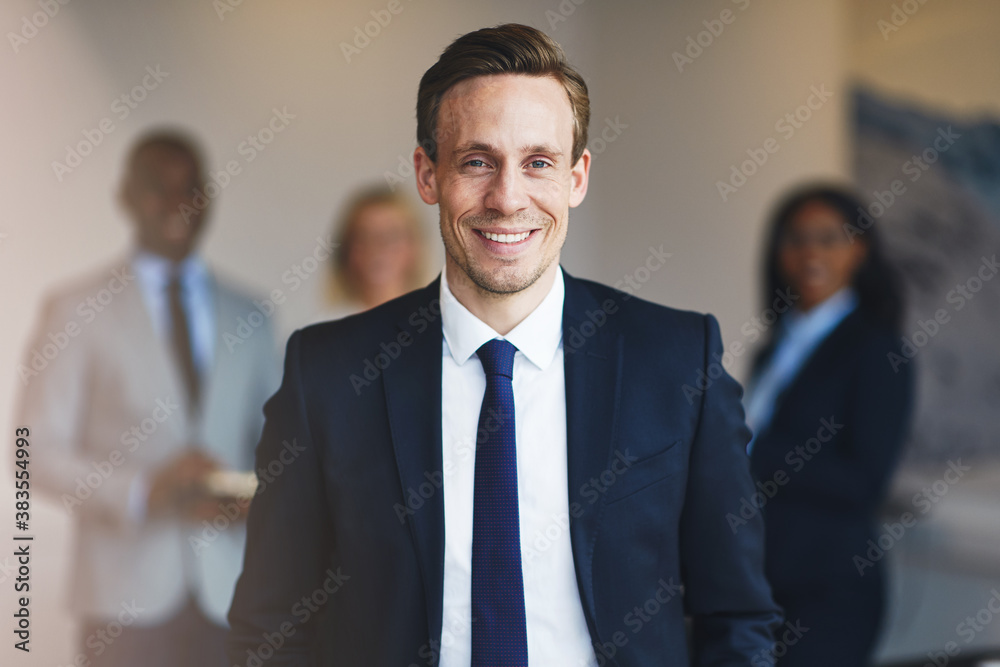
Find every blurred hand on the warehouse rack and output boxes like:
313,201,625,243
147,449,220,518
187,495,248,523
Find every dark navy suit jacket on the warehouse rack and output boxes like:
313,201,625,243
749,309,914,596
228,268,781,666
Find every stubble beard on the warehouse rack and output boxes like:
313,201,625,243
441,212,561,298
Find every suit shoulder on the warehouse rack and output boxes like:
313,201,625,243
294,281,439,355
32,259,136,322
830,309,901,357
568,274,708,336
845,311,911,376
209,267,271,308
42,260,131,302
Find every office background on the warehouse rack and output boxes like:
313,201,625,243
1,0,998,664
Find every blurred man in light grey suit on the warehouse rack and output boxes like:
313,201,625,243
16,130,280,667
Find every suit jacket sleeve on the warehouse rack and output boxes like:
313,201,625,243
228,329,334,666
681,314,783,665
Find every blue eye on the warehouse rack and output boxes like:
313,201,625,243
467,159,486,168
530,160,548,168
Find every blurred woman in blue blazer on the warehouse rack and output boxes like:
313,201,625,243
745,184,915,666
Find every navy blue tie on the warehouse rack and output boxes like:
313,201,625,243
471,338,528,666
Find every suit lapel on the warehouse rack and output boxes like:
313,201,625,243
196,272,223,427
196,272,240,447
381,271,624,648
562,269,624,632
381,278,445,658
766,309,863,429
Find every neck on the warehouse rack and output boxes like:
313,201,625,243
137,241,193,264
796,286,848,314
446,259,558,336
797,299,820,313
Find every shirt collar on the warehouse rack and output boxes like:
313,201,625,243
782,287,858,342
132,248,208,291
440,264,564,371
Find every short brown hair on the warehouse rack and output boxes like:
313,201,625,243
416,23,590,165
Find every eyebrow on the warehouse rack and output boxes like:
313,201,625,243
453,142,564,159
524,144,564,158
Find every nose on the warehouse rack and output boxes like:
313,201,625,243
483,164,529,217
800,244,823,262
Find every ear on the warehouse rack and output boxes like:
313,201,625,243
414,146,439,205
568,148,591,208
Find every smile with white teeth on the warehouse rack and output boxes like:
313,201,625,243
478,230,532,243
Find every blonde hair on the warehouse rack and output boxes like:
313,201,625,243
327,186,427,304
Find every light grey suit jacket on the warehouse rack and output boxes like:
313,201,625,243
16,255,280,626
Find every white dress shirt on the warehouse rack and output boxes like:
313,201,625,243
439,265,597,666
744,287,858,451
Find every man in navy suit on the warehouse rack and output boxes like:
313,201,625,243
228,23,780,666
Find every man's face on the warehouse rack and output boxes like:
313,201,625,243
415,74,590,296
121,145,207,261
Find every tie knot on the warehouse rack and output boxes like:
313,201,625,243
476,338,517,379
167,264,184,293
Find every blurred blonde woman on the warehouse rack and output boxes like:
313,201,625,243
323,186,428,320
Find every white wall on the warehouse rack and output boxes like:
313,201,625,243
583,0,848,378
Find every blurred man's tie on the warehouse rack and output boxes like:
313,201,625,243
167,265,201,411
